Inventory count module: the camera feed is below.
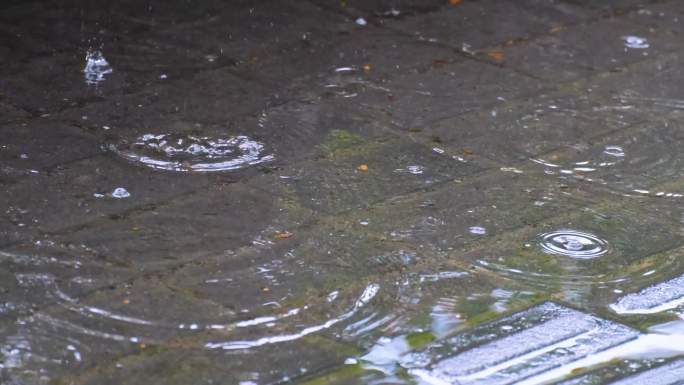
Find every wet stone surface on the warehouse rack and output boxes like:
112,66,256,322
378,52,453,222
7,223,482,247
5,0,684,384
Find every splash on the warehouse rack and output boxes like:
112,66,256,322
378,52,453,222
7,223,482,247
109,133,274,172
83,49,113,86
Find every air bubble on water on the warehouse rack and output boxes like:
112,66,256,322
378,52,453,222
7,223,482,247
539,230,608,259
111,187,131,199
83,49,113,86
355,17,367,26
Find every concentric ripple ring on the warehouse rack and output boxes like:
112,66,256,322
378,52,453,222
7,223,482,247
539,230,608,259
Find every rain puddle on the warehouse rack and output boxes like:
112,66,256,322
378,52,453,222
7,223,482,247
108,133,274,172
8,3,684,384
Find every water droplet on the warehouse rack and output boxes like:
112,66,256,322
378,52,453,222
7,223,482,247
407,165,425,175
469,226,486,235
109,134,274,172
539,230,608,259
83,49,113,86
624,35,649,49
604,145,625,157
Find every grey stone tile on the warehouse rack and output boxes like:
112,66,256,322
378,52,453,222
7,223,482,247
0,122,99,177
520,114,684,198
51,337,356,385
492,17,680,82
405,87,643,166
460,198,684,306
345,59,546,131
48,183,282,271
336,169,603,255
286,134,485,214
0,155,213,242
382,0,591,51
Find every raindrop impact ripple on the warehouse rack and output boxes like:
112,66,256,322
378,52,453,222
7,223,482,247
539,230,608,259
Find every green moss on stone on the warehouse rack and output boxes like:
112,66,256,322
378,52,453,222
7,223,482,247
406,331,436,349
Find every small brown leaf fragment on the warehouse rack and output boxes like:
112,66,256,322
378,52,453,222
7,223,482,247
275,231,293,239
357,164,369,172
449,0,462,5
463,148,474,156
122,298,130,305
363,64,372,72
432,59,449,68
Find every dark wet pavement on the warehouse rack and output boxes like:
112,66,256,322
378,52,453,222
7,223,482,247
5,0,684,384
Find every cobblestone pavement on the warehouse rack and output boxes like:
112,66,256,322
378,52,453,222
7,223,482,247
4,1,684,384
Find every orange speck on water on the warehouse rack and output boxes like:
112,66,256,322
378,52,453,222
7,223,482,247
275,231,293,239
487,50,504,63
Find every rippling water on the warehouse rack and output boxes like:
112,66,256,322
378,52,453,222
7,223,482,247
538,230,609,259
8,2,684,384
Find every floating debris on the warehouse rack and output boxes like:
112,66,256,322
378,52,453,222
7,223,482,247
274,231,293,240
